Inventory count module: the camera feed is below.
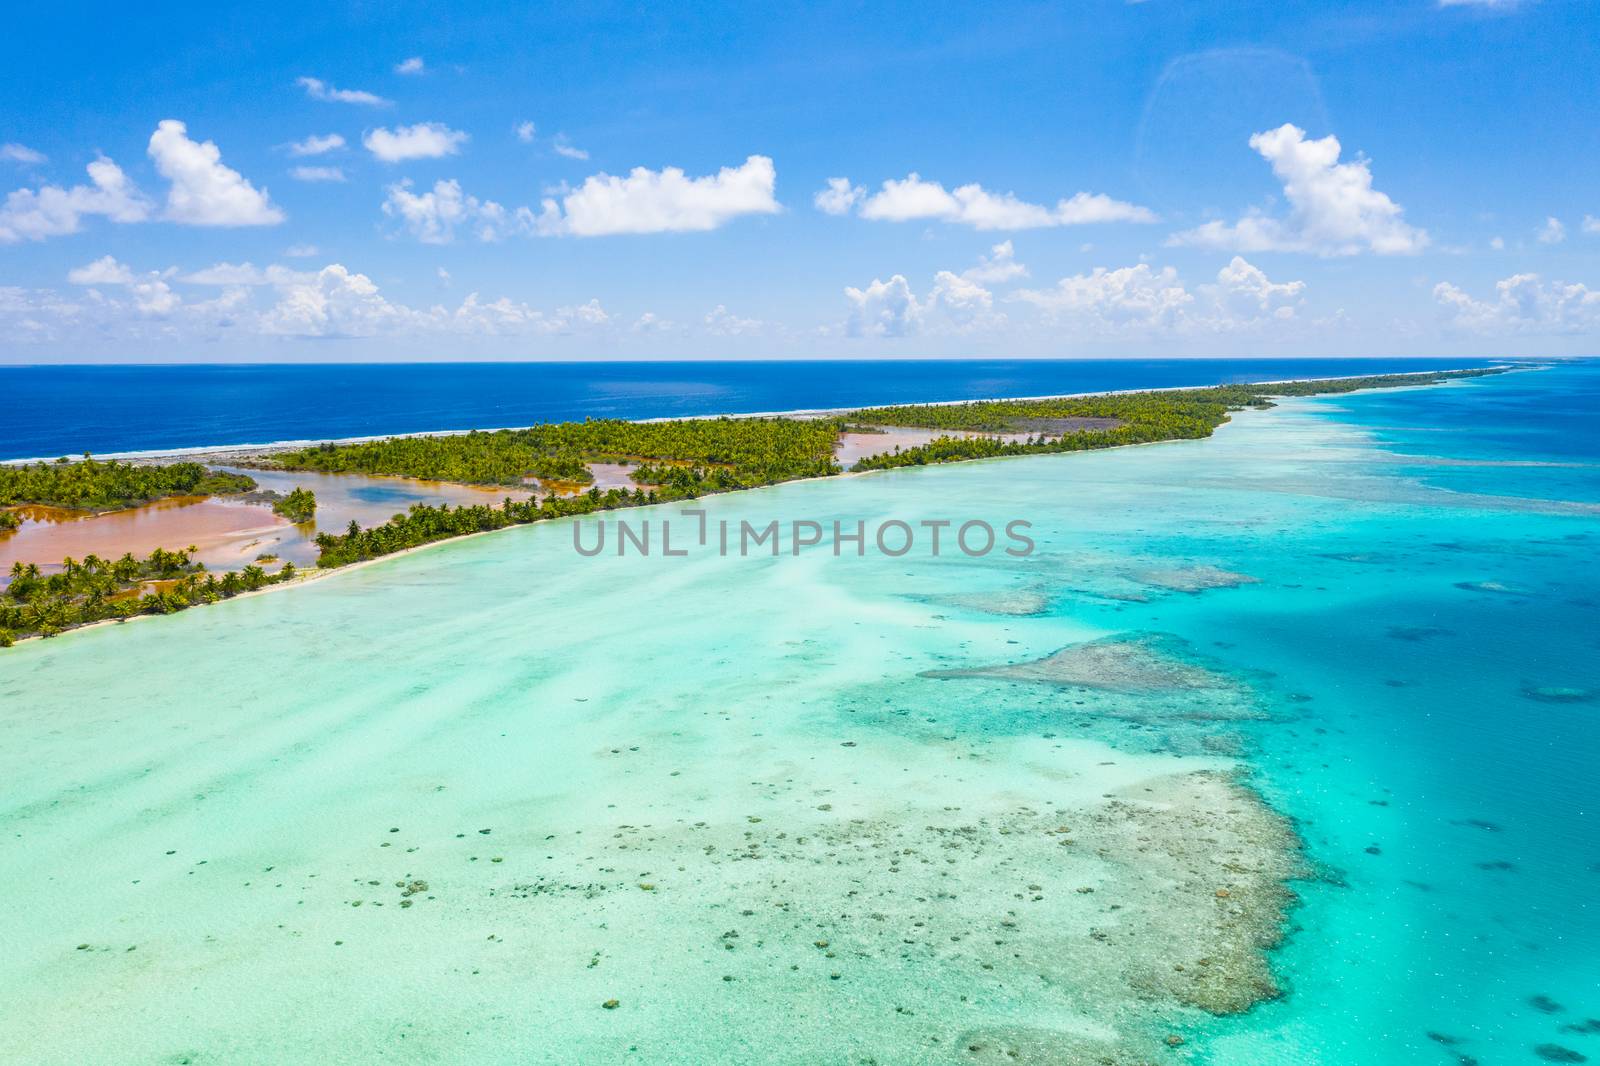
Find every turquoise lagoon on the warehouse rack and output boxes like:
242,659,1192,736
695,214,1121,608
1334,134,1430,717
1,365,1597,1064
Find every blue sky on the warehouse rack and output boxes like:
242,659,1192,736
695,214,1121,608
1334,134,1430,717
2,0,1597,361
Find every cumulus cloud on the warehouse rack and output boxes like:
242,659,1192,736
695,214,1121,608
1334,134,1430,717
1168,123,1427,256
929,271,999,327
259,264,409,337
842,243,1038,337
814,177,863,216
1015,264,1194,329
363,122,469,162
66,255,179,315
289,133,345,156
1211,256,1306,319
703,304,762,335
552,136,589,161
291,165,346,182
181,261,311,286
845,275,923,337
1585,215,1600,236
963,240,1028,284
1434,273,1600,334
448,294,609,336
1013,257,1306,332
382,179,508,243
284,243,319,258
828,173,1155,230
395,56,425,75
0,156,151,242
534,154,779,236
6,254,622,345
1537,216,1566,244
297,76,390,107
148,119,284,226
2,143,46,165
632,311,677,333
66,255,135,285
515,121,536,143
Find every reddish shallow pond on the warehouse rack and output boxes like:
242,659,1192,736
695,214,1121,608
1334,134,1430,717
834,426,1035,468
1,466,539,576
0,497,286,575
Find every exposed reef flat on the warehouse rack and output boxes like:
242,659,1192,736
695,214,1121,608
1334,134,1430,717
1025,554,1262,605
922,632,1272,722
1129,565,1260,594
929,588,1053,617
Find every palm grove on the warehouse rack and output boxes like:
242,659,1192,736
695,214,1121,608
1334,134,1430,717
0,371,1495,645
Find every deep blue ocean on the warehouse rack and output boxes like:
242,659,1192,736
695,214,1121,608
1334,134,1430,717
0,358,1504,460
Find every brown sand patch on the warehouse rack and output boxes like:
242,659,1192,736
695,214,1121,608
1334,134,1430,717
921,633,1269,721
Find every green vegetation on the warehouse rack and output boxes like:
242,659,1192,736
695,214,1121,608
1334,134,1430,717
0,510,18,532
2,368,1504,646
849,370,1500,471
0,456,255,511
272,487,317,523
313,489,656,567
270,417,842,489
1,550,294,644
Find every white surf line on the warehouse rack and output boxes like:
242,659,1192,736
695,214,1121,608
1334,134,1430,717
0,363,1527,466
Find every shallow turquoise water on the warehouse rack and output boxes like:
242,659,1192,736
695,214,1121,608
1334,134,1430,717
1,365,1596,1064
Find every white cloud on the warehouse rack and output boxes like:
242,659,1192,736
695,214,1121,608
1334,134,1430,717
181,262,309,286
284,243,319,258
148,119,284,226
552,136,589,161
963,240,1028,283
66,255,179,315
289,133,345,156
814,177,863,216
1438,0,1524,7
1584,215,1600,236
1169,123,1426,256
2,143,46,165
534,154,779,236
67,255,135,285
382,178,508,243
632,311,676,333
1435,273,1600,334
4,256,620,344
1015,264,1193,328
261,264,409,337
703,304,762,335
515,121,536,144
1537,216,1566,244
449,294,609,336
1490,236,1506,250
297,76,390,107
840,173,1155,230
1211,256,1306,319
929,271,998,328
1010,257,1306,332
291,165,346,183
845,275,923,337
363,122,469,162
840,244,1033,338
395,56,426,75
0,156,151,242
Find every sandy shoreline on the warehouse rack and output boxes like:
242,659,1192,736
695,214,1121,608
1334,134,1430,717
0,368,1518,649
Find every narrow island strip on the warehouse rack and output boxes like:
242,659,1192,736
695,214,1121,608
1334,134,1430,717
0,369,1500,645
